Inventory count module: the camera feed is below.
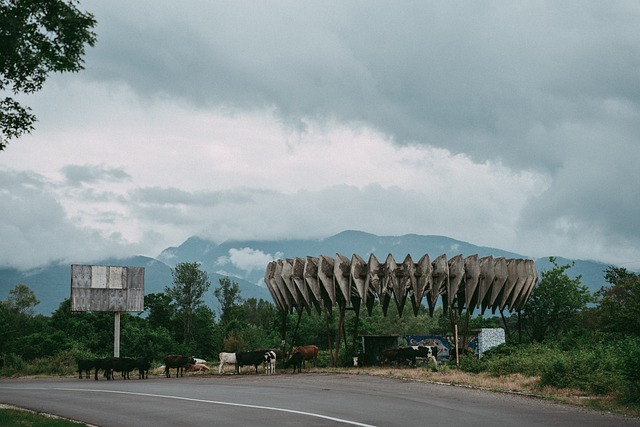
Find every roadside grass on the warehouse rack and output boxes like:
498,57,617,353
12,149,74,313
0,404,89,426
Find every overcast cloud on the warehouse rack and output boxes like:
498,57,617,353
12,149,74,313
2,1,640,271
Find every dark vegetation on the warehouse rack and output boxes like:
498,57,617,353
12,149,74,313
1,258,639,412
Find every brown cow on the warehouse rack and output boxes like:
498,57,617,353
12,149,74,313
164,355,196,378
291,345,319,368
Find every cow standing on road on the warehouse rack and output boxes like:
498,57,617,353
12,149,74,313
291,345,319,368
164,355,196,378
218,352,236,374
77,359,94,379
286,352,303,373
235,351,268,374
136,357,151,379
264,351,277,374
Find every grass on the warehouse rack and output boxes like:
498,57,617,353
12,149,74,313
0,404,90,426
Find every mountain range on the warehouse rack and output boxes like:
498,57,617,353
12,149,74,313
0,230,615,316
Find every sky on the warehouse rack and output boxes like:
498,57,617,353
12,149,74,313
2,1,640,271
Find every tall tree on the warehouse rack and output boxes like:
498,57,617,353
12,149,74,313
5,283,39,315
597,266,640,337
144,292,175,332
214,276,243,326
0,0,97,150
165,262,210,345
523,257,593,342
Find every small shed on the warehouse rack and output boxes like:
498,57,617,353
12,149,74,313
357,334,402,366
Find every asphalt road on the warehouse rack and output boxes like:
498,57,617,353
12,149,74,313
1,373,639,427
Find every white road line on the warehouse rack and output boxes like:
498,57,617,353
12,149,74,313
1,387,378,427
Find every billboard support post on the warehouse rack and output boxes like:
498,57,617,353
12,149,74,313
70,265,144,359
114,312,121,357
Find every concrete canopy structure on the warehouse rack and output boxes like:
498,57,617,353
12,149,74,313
264,253,538,317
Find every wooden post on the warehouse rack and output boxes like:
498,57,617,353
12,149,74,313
114,312,120,357
334,305,346,367
281,310,287,355
351,305,361,355
454,323,459,367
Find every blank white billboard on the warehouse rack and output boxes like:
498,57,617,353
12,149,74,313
70,265,144,312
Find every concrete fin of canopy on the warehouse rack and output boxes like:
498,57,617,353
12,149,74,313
463,254,481,315
318,255,336,312
478,256,495,315
265,253,538,317
334,253,352,307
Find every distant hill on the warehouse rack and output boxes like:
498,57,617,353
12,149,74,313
1,230,614,315
157,229,611,292
0,256,271,316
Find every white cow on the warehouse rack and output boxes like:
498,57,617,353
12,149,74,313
264,350,276,374
218,352,236,374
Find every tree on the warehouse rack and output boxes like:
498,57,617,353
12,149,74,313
597,266,640,337
523,257,593,342
165,262,210,345
1,284,47,357
0,0,97,150
6,283,39,315
144,292,176,332
214,276,243,327
242,298,276,331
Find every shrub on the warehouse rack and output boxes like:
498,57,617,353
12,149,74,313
316,350,332,368
481,343,554,377
459,353,484,373
618,337,640,404
0,353,25,376
539,344,623,395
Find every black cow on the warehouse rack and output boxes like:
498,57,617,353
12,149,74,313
164,354,196,378
380,348,410,366
235,351,267,374
285,352,303,373
111,357,137,379
136,357,151,379
412,346,438,366
93,357,112,380
96,357,134,380
77,359,94,379
381,346,438,367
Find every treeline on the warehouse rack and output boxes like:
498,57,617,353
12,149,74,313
0,258,639,406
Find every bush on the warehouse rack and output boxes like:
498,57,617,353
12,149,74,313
618,337,640,404
0,353,25,376
481,343,554,377
539,342,624,395
458,354,485,373
316,350,332,368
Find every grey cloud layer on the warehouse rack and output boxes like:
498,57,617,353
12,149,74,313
3,1,640,269
83,1,640,264
88,3,640,163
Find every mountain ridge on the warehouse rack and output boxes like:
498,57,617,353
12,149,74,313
1,230,614,315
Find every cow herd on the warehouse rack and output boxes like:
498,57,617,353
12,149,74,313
77,346,321,380
76,356,151,380
77,343,441,379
